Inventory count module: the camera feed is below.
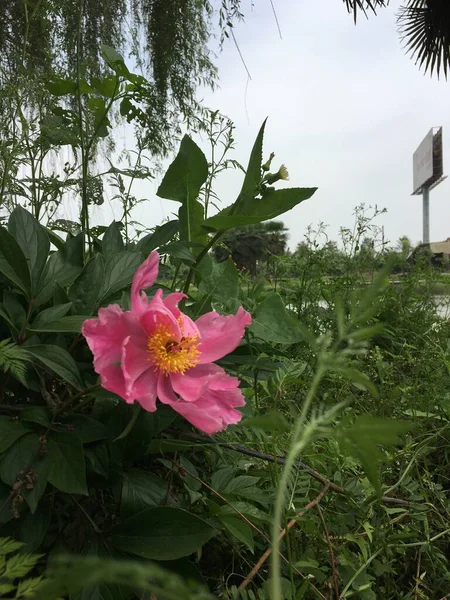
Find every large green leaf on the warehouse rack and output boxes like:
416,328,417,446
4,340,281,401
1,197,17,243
179,199,206,252
236,119,267,213
157,135,208,204
59,415,108,444
69,254,105,315
136,220,179,255
197,257,239,302
157,135,208,251
18,501,51,552
204,187,317,231
35,233,84,306
120,469,168,518
30,303,72,329
0,433,40,486
218,514,254,553
0,417,31,454
99,252,142,301
24,344,83,390
48,431,88,495
8,206,50,293
102,222,124,257
0,226,31,296
336,415,412,495
250,293,303,344
24,454,50,513
29,315,87,333
108,507,216,560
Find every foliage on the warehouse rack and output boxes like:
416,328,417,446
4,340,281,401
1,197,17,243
1,70,450,600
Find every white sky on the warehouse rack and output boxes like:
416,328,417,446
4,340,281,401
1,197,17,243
89,0,450,251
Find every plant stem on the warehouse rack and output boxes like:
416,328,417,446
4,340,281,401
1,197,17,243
270,365,325,600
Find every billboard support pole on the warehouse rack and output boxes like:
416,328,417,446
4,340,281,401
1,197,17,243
423,185,430,244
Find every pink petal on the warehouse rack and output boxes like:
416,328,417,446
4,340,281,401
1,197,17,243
158,369,245,434
121,334,151,398
157,372,179,404
162,292,200,338
170,363,224,402
140,289,181,339
98,363,127,398
131,252,159,315
195,307,252,363
82,305,133,396
131,369,159,412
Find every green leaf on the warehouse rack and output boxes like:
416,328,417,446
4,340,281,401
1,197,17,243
179,199,206,252
108,507,216,560
18,501,51,552
336,416,412,495
35,233,84,307
241,411,290,433
158,243,195,263
92,75,118,98
24,345,83,390
198,257,239,302
8,206,50,293
136,220,179,255
59,415,108,443
102,222,124,258
236,119,267,213
99,252,142,301
0,225,31,296
0,417,31,454
157,135,208,204
218,514,254,553
69,254,105,315
85,442,110,479
24,454,50,513
47,431,88,495
121,469,168,518
29,315,87,333
30,303,72,329
101,44,129,75
0,433,40,486
2,291,26,332
250,293,303,344
204,187,317,231
21,407,51,428
2,552,42,579
46,77,77,96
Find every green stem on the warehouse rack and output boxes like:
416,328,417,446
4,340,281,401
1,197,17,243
270,365,325,600
182,230,224,298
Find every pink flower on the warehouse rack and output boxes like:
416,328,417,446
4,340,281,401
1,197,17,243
82,252,252,434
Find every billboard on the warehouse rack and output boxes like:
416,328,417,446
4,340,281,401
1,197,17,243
412,127,444,194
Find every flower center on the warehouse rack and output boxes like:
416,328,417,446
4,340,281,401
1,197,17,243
147,323,200,376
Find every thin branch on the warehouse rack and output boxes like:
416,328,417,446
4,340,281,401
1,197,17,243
170,458,326,600
238,484,330,596
169,430,414,507
317,504,340,599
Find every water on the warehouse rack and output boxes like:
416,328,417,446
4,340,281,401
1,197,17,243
287,296,450,319
432,295,450,319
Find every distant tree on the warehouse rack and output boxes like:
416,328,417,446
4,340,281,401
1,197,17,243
214,220,288,277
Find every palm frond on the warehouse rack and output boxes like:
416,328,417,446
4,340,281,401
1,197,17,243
344,0,389,23
0,338,28,385
398,0,450,78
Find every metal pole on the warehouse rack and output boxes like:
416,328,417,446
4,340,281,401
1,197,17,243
423,185,430,244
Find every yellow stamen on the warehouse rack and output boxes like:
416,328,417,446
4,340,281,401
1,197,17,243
147,323,200,376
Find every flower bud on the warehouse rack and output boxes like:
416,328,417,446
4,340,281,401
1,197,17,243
262,152,275,172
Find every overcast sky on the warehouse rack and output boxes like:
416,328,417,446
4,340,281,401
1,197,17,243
90,0,450,251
